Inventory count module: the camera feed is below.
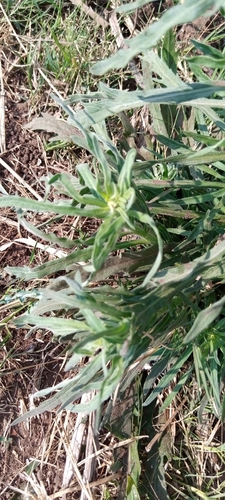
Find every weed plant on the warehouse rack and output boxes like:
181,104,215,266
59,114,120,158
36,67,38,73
1,0,225,498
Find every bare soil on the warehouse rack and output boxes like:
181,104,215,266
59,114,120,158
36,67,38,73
0,72,109,498
0,82,76,496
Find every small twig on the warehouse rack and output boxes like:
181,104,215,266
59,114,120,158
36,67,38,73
0,157,43,201
49,472,123,499
36,66,75,117
0,216,18,227
145,397,187,452
36,65,64,99
0,60,5,153
0,3,27,54
69,0,109,29
81,397,97,500
77,435,148,467
62,392,93,500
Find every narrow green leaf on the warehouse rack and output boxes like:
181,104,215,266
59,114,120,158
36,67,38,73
184,297,225,343
0,195,108,217
188,55,225,69
143,349,172,397
67,82,225,129
118,149,136,191
160,367,193,413
14,315,90,336
50,172,106,206
116,0,157,13
18,214,76,248
91,0,225,74
92,216,124,271
5,247,92,279
162,28,178,75
191,39,225,58
12,354,105,424
143,346,192,406
129,212,163,286
91,134,112,189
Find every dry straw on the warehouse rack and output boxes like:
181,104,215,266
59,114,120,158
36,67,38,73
0,59,5,153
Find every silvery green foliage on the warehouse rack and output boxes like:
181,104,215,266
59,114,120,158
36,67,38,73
91,0,225,74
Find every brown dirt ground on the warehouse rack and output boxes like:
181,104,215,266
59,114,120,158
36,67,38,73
0,2,225,499
0,84,106,497
0,46,104,500
0,69,114,500
0,93,78,497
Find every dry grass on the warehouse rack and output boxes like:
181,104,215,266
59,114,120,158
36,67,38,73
0,326,127,498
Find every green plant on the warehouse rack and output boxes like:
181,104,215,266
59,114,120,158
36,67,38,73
2,0,114,94
1,0,225,497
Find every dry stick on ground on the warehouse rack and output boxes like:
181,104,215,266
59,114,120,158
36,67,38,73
0,60,5,153
145,396,188,453
69,0,109,29
80,396,98,500
0,157,43,201
49,472,123,500
0,3,27,54
62,392,95,500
